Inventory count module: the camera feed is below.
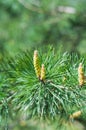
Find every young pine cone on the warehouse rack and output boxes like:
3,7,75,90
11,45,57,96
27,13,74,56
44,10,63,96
40,64,45,81
70,110,81,119
78,63,84,86
33,50,41,78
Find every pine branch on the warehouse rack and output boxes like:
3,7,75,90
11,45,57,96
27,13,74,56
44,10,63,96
1,48,85,121
0,47,86,130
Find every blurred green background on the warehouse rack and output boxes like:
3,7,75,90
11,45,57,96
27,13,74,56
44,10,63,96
0,0,86,58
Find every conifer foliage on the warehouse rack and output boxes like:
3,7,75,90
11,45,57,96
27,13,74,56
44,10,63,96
0,47,86,129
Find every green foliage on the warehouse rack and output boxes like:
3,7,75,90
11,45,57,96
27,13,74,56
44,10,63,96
0,0,86,129
0,73,9,130
0,47,86,129
1,48,85,121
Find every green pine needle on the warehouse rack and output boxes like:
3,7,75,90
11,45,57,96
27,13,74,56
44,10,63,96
0,48,85,121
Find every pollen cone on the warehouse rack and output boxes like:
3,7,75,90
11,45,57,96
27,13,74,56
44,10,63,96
70,111,82,119
33,50,40,78
40,64,45,81
78,63,84,86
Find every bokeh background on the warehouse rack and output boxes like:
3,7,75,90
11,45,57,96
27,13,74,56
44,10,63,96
0,0,86,130
0,0,86,58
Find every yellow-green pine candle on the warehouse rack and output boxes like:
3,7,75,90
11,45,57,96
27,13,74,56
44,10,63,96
70,111,82,119
33,50,41,78
78,63,84,86
40,64,45,81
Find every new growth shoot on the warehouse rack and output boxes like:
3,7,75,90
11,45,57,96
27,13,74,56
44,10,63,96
33,50,46,83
